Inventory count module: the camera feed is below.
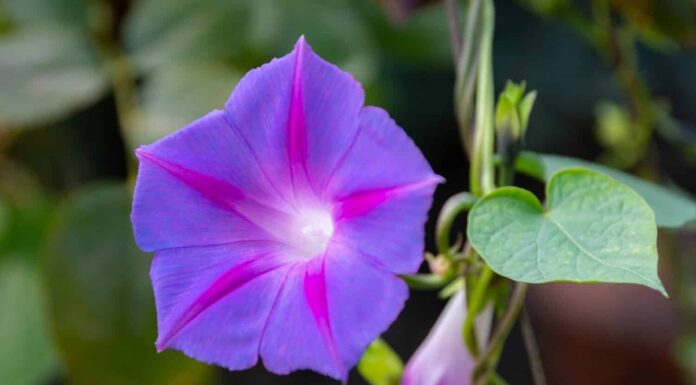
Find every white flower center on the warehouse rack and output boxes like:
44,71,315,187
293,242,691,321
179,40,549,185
296,209,334,258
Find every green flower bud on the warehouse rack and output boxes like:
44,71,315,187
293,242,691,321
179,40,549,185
495,80,537,142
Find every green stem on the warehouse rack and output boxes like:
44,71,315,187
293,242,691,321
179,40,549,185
521,307,547,385
436,192,477,259
463,263,495,356
474,282,528,384
454,0,483,157
470,0,496,197
400,273,454,290
475,342,504,385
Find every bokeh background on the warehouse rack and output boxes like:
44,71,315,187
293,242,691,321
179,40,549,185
1,0,695,384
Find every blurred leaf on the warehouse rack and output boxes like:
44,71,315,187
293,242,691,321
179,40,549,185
610,0,696,47
516,151,696,228
678,335,696,382
124,0,378,83
369,3,458,68
123,0,275,74
0,23,107,130
0,162,58,385
468,169,666,295
0,198,9,243
0,158,55,262
358,338,404,385
42,183,211,385
516,0,569,16
135,61,241,145
270,0,378,84
363,3,466,70
0,259,58,385
3,0,87,26
595,101,632,149
593,100,644,167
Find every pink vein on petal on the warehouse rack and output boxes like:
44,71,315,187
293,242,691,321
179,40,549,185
287,37,308,179
136,149,294,237
156,255,289,351
137,149,245,209
304,257,344,375
333,176,444,220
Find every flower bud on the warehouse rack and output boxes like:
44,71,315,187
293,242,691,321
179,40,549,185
495,80,536,143
402,290,493,385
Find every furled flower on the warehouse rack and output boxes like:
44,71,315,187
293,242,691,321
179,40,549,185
131,37,442,381
402,290,493,385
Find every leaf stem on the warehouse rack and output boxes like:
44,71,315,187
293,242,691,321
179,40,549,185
463,262,494,356
400,273,455,290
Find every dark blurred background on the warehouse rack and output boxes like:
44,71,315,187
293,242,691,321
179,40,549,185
0,0,694,384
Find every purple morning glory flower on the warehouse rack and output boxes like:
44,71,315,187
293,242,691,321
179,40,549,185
131,37,441,381
402,290,493,385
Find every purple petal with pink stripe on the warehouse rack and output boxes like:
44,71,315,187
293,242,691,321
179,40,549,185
131,37,441,381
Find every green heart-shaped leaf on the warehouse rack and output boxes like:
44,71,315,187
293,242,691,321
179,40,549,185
467,168,666,295
516,151,696,228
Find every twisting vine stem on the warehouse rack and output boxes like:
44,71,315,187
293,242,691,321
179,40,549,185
468,0,496,198
445,0,462,67
454,0,483,158
446,1,548,384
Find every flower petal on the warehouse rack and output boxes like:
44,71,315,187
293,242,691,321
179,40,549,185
324,106,442,198
331,186,438,274
259,242,408,381
322,106,441,274
224,37,364,201
402,290,494,385
151,241,295,370
132,110,293,251
325,243,409,376
137,109,286,207
259,257,345,380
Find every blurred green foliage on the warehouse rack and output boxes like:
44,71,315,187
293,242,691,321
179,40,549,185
0,258,57,385
42,183,211,385
137,62,241,145
0,23,106,129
